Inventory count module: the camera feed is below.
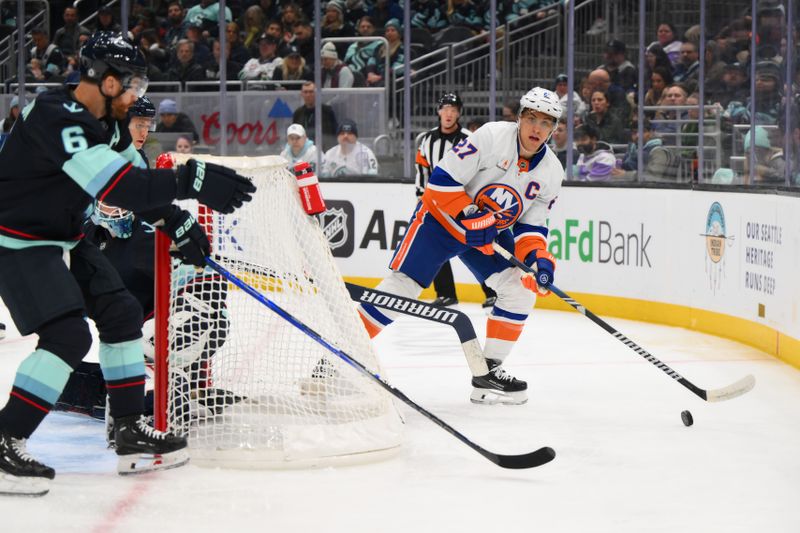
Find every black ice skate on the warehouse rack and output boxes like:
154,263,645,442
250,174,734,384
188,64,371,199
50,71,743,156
0,432,55,497
114,415,189,475
470,359,528,405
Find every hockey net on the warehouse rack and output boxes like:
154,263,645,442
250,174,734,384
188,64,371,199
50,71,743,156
153,154,403,467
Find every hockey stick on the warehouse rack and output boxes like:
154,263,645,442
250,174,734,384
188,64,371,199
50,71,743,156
345,283,490,376
492,243,755,402
205,257,555,469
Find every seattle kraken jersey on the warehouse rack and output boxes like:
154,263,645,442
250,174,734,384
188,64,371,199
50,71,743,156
0,87,145,248
85,220,156,317
421,121,566,261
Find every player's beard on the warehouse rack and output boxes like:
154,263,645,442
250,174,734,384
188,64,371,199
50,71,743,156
110,96,131,120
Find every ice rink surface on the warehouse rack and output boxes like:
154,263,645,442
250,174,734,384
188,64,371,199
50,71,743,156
0,302,798,533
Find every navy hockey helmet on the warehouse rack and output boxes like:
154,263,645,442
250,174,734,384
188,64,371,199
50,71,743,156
438,93,463,111
79,31,148,96
130,96,156,118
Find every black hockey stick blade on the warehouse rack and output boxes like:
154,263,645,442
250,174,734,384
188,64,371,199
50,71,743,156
492,243,755,403
206,257,555,470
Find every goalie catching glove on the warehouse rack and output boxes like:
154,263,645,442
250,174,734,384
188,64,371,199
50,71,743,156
176,159,256,214
457,205,497,255
162,207,210,267
521,249,556,296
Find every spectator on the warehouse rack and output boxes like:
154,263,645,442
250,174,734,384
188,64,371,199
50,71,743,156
167,39,207,86
369,0,403,28
247,0,279,21
587,68,631,125
164,0,189,51
554,73,587,116
365,19,404,87
321,119,379,176
28,28,64,78
292,81,338,149
549,117,573,169
446,0,483,32
411,0,447,33
615,118,679,181
711,61,749,108
156,99,199,143
344,16,381,76
779,111,800,185
241,5,266,51
263,19,291,58
184,23,213,68
291,20,315,67
95,5,121,33
52,6,89,57
501,99,520,121
239,33,283,86
644,43,672,91
139,29,169,75
207,38,244,81
130,8,160,43
271,45,313,89
743,126,786,184
723,61,783,126
320,42,355,88
573,123,616,181
653,83,689,142
650,22,682,66
599,39,637,93
175,135,194,154
583,90,627,144
716,18,752,64
0,95,26,146
185,0,232,38
644,66,673,110
322,1,356,60
280,2,305,32
279,123,319,170
703,40,727,97
225,22,253,65
673,41,700,92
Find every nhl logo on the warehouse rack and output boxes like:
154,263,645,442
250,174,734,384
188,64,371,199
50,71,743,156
319,207,348,250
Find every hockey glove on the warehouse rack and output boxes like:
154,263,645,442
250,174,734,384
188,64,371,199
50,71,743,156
176,159,256,214
457,206,498,255
521,249,556,296
163,208,210,268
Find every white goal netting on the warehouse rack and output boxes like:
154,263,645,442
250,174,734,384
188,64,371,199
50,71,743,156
154,154,403,467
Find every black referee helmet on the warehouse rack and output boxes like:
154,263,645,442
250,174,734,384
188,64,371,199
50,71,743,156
437,93,463,111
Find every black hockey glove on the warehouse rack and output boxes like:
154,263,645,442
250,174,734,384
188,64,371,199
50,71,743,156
162,208,210,268
176,159,256,214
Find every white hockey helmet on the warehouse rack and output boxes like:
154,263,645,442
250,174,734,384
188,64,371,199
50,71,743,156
519,87,562,121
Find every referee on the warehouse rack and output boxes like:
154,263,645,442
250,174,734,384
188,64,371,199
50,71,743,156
414,93,496,307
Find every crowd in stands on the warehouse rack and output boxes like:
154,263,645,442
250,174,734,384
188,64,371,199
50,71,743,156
557,2,798,185
13,0,559,91
4,0,799,184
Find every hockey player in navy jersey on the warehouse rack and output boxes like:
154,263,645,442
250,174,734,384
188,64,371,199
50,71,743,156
0,32,255,496
359,87,565,406
56,96,233,440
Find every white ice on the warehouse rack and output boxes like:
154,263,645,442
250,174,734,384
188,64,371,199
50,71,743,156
0,303,798,533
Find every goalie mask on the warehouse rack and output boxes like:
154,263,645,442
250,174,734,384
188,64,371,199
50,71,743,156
91,200,135,239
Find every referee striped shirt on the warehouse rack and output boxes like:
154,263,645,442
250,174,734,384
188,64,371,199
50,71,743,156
414,125,471,197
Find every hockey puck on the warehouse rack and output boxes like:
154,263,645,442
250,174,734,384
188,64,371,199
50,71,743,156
681,410,693,427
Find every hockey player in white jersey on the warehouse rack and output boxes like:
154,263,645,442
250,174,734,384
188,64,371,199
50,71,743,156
358,87,565,405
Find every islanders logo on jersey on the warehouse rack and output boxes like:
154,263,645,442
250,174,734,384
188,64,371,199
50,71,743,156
474,184,522,230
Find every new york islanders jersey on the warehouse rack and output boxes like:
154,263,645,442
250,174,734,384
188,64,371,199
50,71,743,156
421,120,565,262
0,87,145,248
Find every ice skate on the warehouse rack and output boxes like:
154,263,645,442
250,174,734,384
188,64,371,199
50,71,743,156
470,359,528,405
0,432,55,497
431,296,458,307
114,415,189,475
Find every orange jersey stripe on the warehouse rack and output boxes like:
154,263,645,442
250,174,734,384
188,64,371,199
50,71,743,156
486,318,525,342
415,150,430,168
391,204,428,270
358,309,384,338
421,187,472,219
515,235,547,264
